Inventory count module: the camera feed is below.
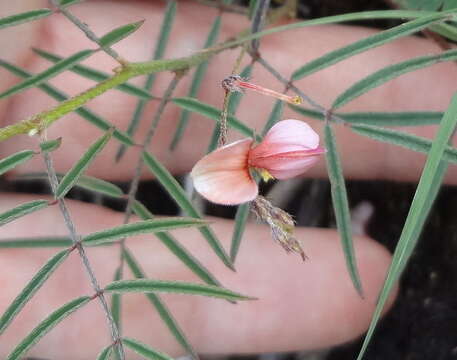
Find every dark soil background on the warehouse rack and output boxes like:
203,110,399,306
2,0,456,359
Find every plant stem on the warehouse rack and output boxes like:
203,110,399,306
50,0,123,63
40,134,125,360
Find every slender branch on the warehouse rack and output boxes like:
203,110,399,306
50,0,125,64
40,134,125,360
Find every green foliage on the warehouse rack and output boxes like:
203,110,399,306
6,296,91,360
0,150,35,176
0,200,49,227
324,124,363,296
82,218,207,245
357,92,457,360
105,279,255,301
0,9,52,29
0,250,70,336
142,151,234,270
122,338,173,360
98,20,145,48
123,248,199,360
39,138,62,153
55,129,114,199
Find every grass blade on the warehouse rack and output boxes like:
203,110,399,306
142,151,234,270
0,9,52,29
350,124,457,163
39,138,62,153
289,105,443,126
132,200,221,287
230,203,250,262
98,20,145,47
0,200,49,227
0,237,72,248
333,48,457,109
291,12,448,80
123,248,199,360
324,123,363,296
55,129,113,199
32,48,153,100
105,279,255,301
123,338,173,360
0,59,134,146
6,296,91,360
0,49,93,100
96,344,113,360
170,15,222,150
82,218,206,246
172,97,259,140
0,249,70,336
0,150,34,176
115,0,176,161
356,93,457,360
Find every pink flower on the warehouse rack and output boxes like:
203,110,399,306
191,119,325,205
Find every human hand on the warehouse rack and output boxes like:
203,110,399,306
0,1,455,358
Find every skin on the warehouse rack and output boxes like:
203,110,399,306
0,0,456,358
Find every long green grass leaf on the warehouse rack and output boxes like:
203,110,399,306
132,200,221,287
0,150,35,176
0,200,49,227
55,129,113,199
0,9,52,29
430,22,457,41
99,20,145,47
6,296,91,360
115,0,176,161
0,59,135,146
0,49,93,100
32,48,153,100
333,48,457,109
82,218,206,245
292,12,448,80
123,338,173,360
142,151,234,270
356,93,457,360
105,279,255,301
0,237,72,248
172,97,259,140
123,248,199,360
324,123,363,296
170,15,222,150
289,106,444,126
96,345,113,360
350,124,457,163
0,249,69,336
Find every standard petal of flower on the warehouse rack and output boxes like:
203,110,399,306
250,119,320,159
262,151,321,179
191,139,258,205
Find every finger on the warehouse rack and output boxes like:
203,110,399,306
1,1,455,182
0,194,394,357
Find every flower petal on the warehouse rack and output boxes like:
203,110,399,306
250,119,320,159
191,139,258,205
